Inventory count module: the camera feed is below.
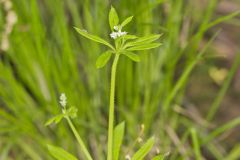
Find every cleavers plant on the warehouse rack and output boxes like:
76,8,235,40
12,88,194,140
45,6,163,160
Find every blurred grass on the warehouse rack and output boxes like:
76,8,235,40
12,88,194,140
0,0,240,159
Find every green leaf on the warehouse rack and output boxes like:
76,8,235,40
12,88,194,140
47,144,78,160
113,122,125,160
109,6,119,30
123,35,138,40
125,34,162,47
121,16,133,28
74,27,114,50
45,114,64,126
152,152,170,160
96,51,112,68
152,154,165,160
124,52,140,62
132,137,155,160
127,43,161,51
45,117,55,126
66,107,78,118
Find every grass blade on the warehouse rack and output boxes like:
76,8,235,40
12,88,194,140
113,122,125,160
190,128,202,160
225,144,240,160
152,154,165,160
203,117,240,144
162,31,219,111
207,52,240,121
207,11,240,29
132,137,155,160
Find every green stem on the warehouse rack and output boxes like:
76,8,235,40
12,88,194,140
66,117,93,160
107,54,120,160
190,128,202,160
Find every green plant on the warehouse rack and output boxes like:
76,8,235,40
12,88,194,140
45,93,92,160
1,0,240,159
45,6,163,160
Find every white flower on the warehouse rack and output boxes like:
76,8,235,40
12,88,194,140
110,32,118,39
118,31,127,36
125,155,131,160
59,93,67,107
110,25,127,39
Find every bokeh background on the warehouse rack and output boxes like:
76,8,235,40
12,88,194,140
0,0,240,159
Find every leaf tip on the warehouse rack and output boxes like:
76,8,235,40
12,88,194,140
44,118,53,126
110,5,115,10
73,27,80,32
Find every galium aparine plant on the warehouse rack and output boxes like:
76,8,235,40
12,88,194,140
45,6,165,160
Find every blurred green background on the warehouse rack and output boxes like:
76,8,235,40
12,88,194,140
0,0,240,159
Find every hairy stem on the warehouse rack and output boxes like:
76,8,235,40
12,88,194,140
107,54,120,160
66,117,93,160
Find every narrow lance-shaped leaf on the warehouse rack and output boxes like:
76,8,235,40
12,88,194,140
74,27,114,50
113,122,125,160
45,114,64,126
123,35,138,40
132,137,155,160
47,144,78,160
96,51,112,69
121,16,133,28
109,6,119,30
125,34,162,47
127,43,161,51
124,52,140,62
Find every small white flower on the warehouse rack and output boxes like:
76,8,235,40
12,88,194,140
137,137,143,143
59,93,67,107
125,155,131,160
118,31,127,36
110,26,127,39
110,32,118,39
